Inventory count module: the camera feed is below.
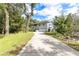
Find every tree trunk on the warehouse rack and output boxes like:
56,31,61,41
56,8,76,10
26,14,31,32
2,17,5,34
31,4,33,16
4,8,9,35
26,4,33,32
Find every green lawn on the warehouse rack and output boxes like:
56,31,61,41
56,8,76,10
0,32,34,56
0,34,4,38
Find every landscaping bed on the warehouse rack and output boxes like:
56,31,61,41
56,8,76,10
0,32,34,56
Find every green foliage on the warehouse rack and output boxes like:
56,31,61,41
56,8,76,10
53,13,73,36
29,19,40,31
0,3,27,33
10,16,25,33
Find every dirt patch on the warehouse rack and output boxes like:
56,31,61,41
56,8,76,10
7,44,26,55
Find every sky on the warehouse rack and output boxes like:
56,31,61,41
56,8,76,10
32,0,79,21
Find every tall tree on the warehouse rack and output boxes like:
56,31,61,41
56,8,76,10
0,4,10,35
9,3,26,33
0,3,26,34
25,3,36,32
53,13,73,36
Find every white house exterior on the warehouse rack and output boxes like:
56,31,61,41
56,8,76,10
38,22,53,32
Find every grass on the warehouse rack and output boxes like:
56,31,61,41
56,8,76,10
45,32,64,40
0,32,34,56
0,34,4,38
45,32,79,51
66,42,79,51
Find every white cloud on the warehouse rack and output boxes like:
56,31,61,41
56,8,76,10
33,10,38,14
41,6,60,17
33,1,79,20
66,7,78,14
34,4,61,20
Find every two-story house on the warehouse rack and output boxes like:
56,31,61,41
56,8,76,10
38,21,53,32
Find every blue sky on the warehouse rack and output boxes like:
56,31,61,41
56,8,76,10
34,4,46,11
60,3,72,9
33,1,79,21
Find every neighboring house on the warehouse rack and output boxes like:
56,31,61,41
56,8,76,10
38,22,53,32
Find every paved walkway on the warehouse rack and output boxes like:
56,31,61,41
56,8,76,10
18,31,79,56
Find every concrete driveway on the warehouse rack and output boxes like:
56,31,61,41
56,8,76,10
18,31,79,56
